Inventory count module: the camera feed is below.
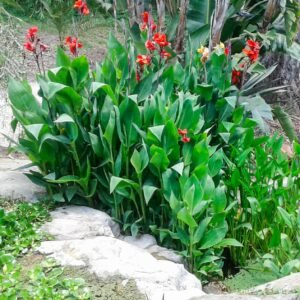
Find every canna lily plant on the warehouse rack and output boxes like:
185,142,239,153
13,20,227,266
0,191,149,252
8,9,300,281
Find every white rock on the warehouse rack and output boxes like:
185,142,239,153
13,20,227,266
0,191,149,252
246,273,300,294
41,206,120,239
121,234,157,249
163,288,206,300
0,170,44,202
37,236,202,300
147,245,183,264
121,234,182,263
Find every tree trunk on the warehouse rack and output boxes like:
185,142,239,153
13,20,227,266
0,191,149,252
127,0,136,27
174,0,189,54
135,0,144,22
210,0,230,49
156,0,166,32
262,0,280,32
262,32,300,115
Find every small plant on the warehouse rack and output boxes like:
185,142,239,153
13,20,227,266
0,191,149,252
0,202,91,299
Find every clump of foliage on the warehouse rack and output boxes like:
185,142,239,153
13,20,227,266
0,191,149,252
0,202,91,299
8,7,300,282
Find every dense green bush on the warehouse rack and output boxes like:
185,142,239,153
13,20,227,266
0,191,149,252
8,29,300,280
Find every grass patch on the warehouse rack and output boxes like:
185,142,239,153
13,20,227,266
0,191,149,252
224,264,277,292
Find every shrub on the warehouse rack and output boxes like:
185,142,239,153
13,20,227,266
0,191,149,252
8,23,300,280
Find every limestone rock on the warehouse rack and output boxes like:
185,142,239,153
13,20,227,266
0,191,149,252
40,206,120,239
37,236,202,300
163,288,206,300
246,273,300,295
146,245,183,264
193,294,300,300
121,234,157,249
0,170,44,202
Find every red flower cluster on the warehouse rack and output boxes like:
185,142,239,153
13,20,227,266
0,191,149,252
140,12,157,32
24,26,48,54
136,12,172,82
136,55,151,66
178,129,190,143
243,39,260,63
65,36,83,56
74,0,90,15
231,69,242,86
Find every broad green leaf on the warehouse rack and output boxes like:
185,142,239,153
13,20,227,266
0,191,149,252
213,186,227,213
91,82,118,105
110,176,139,194
24,124,45,140
193,217,212,245
214,238,243,248
150,145,170,172
277,207,293,229
171,162,184,176
177,207,197,228
200,226,227,249
143,185,158,205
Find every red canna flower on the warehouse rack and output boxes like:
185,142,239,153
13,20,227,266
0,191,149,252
232,69,242,86
145,40,156,51
181,136,190,143
65,36,72,44
140,20,157,32
140,22,147,31
74,0,90,15
153,33,169,47
247,39,260,50
141,11,149,23
150,21,157,32
39,43,49,53
136,54,151,66
136,72,141,82
160,49,172,59
225,47,229,56
242,39,260,63
65,36,83,56
24,42,36,53
26,26,38,41
178,129,188,136
243,48,259,62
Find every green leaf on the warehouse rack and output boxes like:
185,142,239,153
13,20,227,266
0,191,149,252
213,186,227,213
198,84,213,101
110,176,139,194
277,206,293,229
177,207,197,228
200,226,227,249
89,133,102,157
71,56,89,87
171,162,184,176
214,238,243,248
150,145,170,172
263,259,280,276
24,124,45,140
56,47,71,67
131,147,149,174
148,125,165,142
143,185,158,205
8,79,45,123
273,106,296,142
91,82,118,105
193,217,212,245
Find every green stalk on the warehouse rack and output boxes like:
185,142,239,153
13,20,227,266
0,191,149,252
138,175,147,230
